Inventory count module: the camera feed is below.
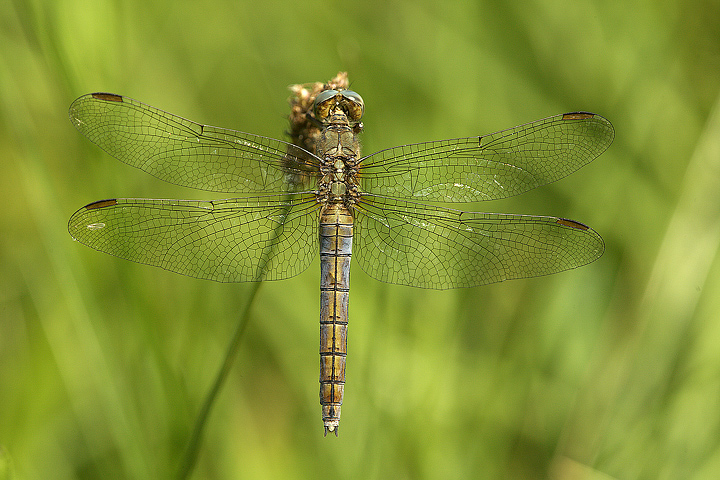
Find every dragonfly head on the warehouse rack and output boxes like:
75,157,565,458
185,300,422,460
313,89,364,125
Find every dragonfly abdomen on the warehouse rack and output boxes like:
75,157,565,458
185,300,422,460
318,203,353,436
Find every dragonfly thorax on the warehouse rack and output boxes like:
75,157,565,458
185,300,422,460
315,110,361,205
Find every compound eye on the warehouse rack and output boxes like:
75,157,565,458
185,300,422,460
313,89,340,121
312,89,365,122
340,90,364,121
314,89,340,105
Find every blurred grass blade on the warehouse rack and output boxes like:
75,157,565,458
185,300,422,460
0,446,13,480
177,281,261,480
177,197,294,479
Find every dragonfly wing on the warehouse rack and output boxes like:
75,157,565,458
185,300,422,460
353,195,604,289
358,112,614,202
68,194,320,282
69,93,320,193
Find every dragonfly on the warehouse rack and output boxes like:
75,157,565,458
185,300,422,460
67,77,614,436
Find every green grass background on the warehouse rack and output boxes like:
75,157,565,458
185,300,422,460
2,0,720,478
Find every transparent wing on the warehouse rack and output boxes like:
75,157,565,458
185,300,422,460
358,112,614,202
353,195,604,289
69,93,320,193
67,194,320,282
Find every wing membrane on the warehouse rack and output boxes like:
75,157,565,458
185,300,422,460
353,195,604,289
69,93,320,193
358,112,614,202
68,93,610,289
68,194,320,282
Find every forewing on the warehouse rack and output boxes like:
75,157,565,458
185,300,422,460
68,194,320,282
358,112,614,202
353,195,604,289
69,93,319,193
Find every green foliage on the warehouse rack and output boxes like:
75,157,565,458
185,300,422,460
2,0,720,478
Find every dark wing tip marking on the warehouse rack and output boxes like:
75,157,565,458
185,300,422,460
562,112,595,120
556,217,590,230
91,93,124,102
85,199,118,210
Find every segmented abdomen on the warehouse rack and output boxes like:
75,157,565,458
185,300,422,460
318,202,353,436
